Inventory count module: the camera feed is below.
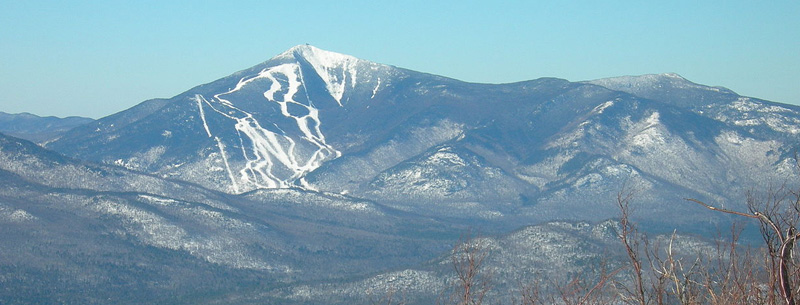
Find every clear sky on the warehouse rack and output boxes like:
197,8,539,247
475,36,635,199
1,1,798,118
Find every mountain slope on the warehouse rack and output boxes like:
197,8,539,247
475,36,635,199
587,73,800,140
225,219,718,305
0,132,462,304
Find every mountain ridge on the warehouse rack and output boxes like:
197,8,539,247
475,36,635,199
0,111,93,143
44,45,800,225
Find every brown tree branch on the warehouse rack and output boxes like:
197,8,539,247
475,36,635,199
684,198,759,219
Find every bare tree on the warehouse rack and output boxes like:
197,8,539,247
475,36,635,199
557,267,623,305
616,190,653,305
648,231,705,305
701,224,769,305
644,222,769,305
687,184,800,305
514,261,621,305
443,232,492,305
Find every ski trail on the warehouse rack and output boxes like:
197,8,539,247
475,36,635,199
193,94,241,191
214,136,239,193
371,77,381,99
193,62,341,190
194,95,213,137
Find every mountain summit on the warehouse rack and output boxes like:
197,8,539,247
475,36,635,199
275,44,370,105
585,73,739,108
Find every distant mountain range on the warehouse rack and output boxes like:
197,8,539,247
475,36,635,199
0,111,92,143
2,45,799,304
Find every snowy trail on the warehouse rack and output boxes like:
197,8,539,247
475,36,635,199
196,97,213,137
214,136,239,192
371,77,381,99
193,62,341,190
192,95,240,192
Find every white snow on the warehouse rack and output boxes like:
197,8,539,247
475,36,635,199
574,173,603,187
214,136,239,193
586,73,723,94
425,147,467,167
138,194,179,206
630,112,664,147
371,77,381,99
719,98,800,134
592,101,615,114
195,95,213,137
0,204,36,223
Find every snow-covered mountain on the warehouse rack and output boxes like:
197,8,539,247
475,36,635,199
46,45,800,229
7,44,800,303
48,45,404,192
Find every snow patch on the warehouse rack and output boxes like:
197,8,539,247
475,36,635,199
0,204,37,222
629,112,664,148
138,194,180,206
371,77,381,99
592,101,614,114
424,147,467,167
718,98,800,134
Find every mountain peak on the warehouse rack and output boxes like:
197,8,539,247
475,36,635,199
657,72,684,79
276,44,363,68
586,73,687,87
272,45,373,106
584,73,735,97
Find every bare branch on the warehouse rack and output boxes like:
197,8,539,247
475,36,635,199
684,198,759,219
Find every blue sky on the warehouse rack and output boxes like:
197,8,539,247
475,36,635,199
1,1,798,118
